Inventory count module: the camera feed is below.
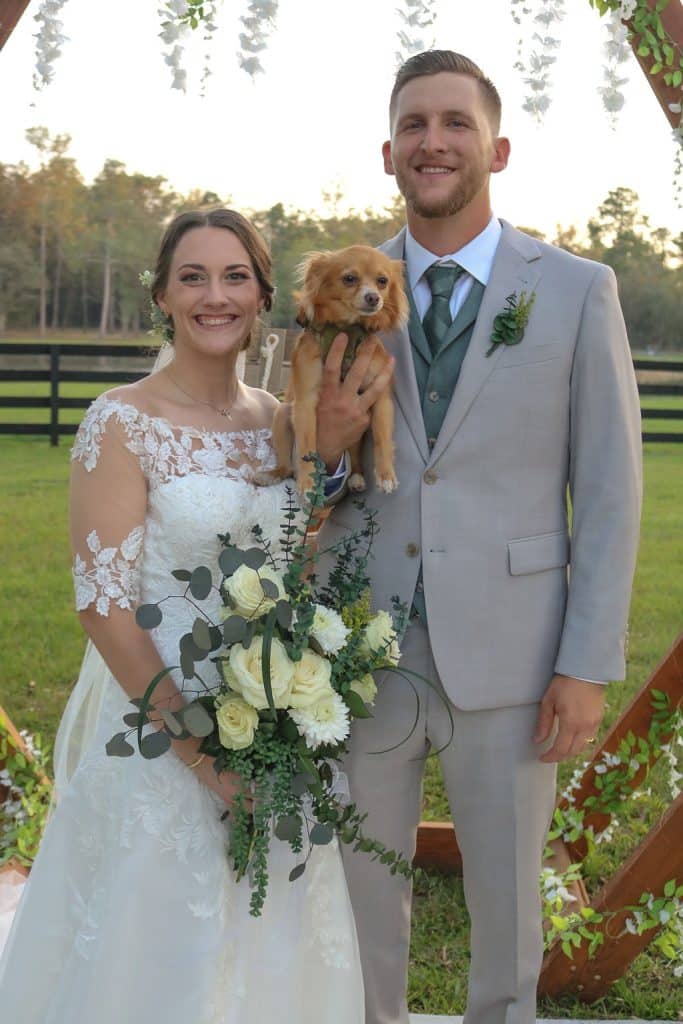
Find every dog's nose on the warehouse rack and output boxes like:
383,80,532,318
364,291,380,307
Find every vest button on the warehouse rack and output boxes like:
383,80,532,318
428,390,440,402
406,543,420,558
423,470,438,485
415,581,424,593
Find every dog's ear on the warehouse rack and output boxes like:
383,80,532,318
294,251,330,324
382,258,409,329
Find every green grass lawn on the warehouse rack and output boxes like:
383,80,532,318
0,426,681,1018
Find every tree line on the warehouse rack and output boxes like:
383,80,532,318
1,130,681,351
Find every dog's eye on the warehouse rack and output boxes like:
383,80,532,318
376,276,389,288
342,274,358,286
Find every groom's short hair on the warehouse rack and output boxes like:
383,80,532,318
389,50,502,134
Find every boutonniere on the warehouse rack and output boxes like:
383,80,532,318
486,290,536,357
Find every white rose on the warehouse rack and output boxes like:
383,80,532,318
289,648,334,709
224,564,285,620
310,604,350,655
350,674,377,706
364,610,401,665
289,691,350,750
229,635,295,710
215,693,259,750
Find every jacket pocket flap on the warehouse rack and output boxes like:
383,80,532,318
508,530,569,576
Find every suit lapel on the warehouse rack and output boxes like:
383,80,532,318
380,230,429,462
430,221,543,462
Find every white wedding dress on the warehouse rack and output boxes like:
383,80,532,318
0,395,364,1023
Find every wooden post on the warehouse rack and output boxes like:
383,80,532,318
539,792,683,1001
0,0,30,51
414,821,462,872
49,345,60,447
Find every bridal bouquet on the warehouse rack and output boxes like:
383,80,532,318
107,460,414,915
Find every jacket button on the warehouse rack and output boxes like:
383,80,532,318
428,390,440,402
423,470,438,485
406,543,420,557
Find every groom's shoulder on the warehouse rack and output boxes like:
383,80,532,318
511,223,611,283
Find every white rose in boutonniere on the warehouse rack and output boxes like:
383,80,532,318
364,610,401,666
486,290,537,357
215,693,259,750
229,635,294,710
224,564,285,620
350,674,377,706
310,604,350,655
289,648,334,708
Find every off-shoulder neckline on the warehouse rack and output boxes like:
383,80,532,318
92,393,274,441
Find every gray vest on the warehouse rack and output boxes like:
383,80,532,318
409,276,486,620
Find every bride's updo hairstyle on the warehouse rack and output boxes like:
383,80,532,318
152,208,275,350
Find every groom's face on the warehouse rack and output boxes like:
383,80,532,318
383,72,507,220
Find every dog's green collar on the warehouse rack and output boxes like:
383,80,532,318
305,322,370,378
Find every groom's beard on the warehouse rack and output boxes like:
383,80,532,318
395,162,488,220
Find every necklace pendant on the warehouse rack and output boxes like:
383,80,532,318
219,408,232,419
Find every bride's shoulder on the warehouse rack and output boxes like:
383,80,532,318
71,383,163,471
239,384,279,429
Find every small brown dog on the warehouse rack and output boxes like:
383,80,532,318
270,244,409,498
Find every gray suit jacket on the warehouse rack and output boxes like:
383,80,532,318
323,220,642,710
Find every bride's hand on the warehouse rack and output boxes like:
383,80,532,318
194,757,253,812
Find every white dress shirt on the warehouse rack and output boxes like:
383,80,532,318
405,214,502,321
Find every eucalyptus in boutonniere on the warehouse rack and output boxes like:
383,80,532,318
106,458,429,916
486,290,537,357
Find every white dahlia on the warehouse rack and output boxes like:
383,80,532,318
289,692,350,750
310,604,350,655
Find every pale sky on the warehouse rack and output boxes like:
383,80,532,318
1,0,682,239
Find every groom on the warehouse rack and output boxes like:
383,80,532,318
316,50,642,1024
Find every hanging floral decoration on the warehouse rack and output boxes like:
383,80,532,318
158,0,191,92
510,0,565,121
32,0,69,90
599,7,633,121
236,1,280,78
395,0,438,66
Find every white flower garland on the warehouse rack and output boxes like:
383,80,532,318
32,0,70,90
599,8,633,122
511,0,565,121
237,0,280,78
395,0,438,66
159,1,191,92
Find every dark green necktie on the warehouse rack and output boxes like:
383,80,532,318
422,263,464,356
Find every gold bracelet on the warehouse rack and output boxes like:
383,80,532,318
186,753,205,770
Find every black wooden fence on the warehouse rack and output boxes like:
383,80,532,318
0,343,682,445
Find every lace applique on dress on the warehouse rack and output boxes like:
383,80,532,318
73,526,144,616
71,395,276,486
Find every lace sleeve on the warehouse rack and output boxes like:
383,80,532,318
70,395,147,617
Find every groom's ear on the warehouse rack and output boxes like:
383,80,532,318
490,136,511,175
382,140,395,177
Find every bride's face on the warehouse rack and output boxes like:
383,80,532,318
157,226,263,357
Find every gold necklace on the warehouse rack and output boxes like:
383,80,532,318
166,372,236,420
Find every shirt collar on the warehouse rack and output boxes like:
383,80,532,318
405,214,502,292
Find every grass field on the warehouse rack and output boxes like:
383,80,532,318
0,398,682,1016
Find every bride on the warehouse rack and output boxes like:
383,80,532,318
0,209,388,1023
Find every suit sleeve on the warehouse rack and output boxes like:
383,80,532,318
554,264,642,682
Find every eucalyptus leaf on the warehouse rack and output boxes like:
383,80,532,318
189,566,212,601
180,650,196,680
106,733,135,758
275,814,302,842
140,730,172,759
291,772,315,797
275,600,293,630
180,632,207,663
242,547,267,570
182,701,215,738
160,708,184,737
171,569,192,581
223,615,247,645
192,617,213,652
310,823,334,846
260,578,279,600
241,620,256,650
344,688,373,719
289,863,306,882
135,603,163,630
219,547,244,577
122,712,144,728
209,626,223,651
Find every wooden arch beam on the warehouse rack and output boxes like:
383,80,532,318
0,0,30,52
629,0,683,127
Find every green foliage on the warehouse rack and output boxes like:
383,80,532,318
0,717,52,867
